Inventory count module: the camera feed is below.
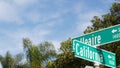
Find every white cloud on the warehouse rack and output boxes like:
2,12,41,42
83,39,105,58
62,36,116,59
25,11,45,24
0,1,23,24
76,22,92,35
13,0,38,7
46,21,56,27
0,46,23,56
50,12,62,19
72,0,111,37
74,9,104,36
0,0,41,24
33,26,51,39
78,10,104,21
73,1,84,14
0,0,68,25
101,0,114,4
0,25,51,43
51,40,61,53
24,9,66,26
0,49,5,55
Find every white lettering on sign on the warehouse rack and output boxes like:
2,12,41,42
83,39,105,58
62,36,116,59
76,45,103,63
80,35,101,45
113,33,120,39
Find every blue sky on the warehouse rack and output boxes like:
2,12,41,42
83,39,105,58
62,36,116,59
0,0,114,56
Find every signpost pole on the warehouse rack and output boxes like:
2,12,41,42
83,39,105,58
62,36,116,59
94,63,100,68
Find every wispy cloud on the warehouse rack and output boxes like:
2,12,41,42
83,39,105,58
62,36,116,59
79,10,103,21
51,40,61,52
0,1,23,24
101,0,114,4
0,26,51,43
72,1,109,37
13,0,38,6
0,0,43,24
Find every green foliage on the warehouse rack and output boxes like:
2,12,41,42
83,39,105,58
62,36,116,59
46,61,55,68
54,52,92,68
60,38,72,53
23,38,56,68
38,41,56,62
23,38,42,68
48,38,94,68
3,51,14,68
0,51,25,68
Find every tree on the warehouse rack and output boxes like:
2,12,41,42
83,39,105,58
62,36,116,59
50,38,93,68
38,41,56,63
23,38,43,68
60,38,72,53
46,61,55,68
84,2,120,68
0,51,14,68
23,38,56,68
0,51,24,68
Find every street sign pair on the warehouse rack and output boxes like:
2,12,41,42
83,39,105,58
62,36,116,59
72,24,120,68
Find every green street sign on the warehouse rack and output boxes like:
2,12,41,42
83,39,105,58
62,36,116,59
73,40,116,68
72,24,120,52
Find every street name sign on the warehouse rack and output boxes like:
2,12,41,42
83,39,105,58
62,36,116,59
73,40,116,68
72,24,120,52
